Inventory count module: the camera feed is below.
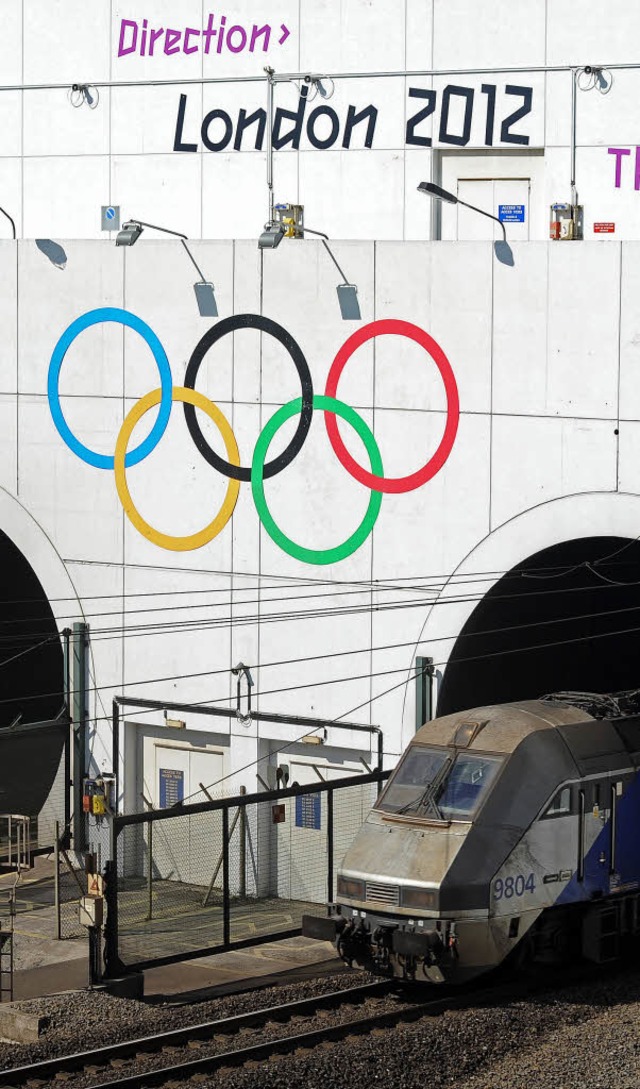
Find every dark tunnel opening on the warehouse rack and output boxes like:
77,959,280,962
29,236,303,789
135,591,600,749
0,529,64,728
436,536,640,717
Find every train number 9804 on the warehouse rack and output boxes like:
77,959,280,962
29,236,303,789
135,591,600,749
494,873,536,900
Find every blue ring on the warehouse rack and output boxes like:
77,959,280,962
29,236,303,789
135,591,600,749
47,307,173,469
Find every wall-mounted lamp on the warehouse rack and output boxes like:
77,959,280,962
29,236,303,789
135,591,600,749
115,218,218,317
417,181,507,241
302,226,361,320
261,203,361,320
164,710,186,729
301,731,326,745
418,181,514,265
258,223,285,249
114,222,142,247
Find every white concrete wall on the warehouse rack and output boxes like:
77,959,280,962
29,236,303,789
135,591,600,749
1,236,638,800
1,2,640,241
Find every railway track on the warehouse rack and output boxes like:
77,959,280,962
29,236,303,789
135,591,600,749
0,980,406,1089
0,966,601,1089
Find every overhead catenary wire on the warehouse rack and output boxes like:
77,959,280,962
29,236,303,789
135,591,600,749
4,591,640,717
58,536,640,600
0,537,637,635
1,558,640,648
184,616,640,800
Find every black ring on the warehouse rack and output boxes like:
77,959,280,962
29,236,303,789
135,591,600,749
183,314,314,482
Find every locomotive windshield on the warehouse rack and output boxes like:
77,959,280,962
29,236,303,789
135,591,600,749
376,745,502,820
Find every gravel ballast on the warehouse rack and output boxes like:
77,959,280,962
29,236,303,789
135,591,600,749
1,967,640,1088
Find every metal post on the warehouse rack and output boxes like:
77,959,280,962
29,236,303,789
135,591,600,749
88,926,102,986
239,786,246,900
62,627,71,716
327,788,334,905
415,656,435,731
570,67,578,207
222,807,230,946
146,819,153,922
54,821,61,941
112,700,120,817
103,834,119,979
72,623,89,849
61,624,72,846
265,66,275,223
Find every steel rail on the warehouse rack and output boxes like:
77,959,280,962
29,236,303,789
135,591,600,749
0,963,618,1089
81,963,624,1089
0,981,393,1087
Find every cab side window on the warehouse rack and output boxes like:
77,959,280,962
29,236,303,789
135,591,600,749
542,785,571,818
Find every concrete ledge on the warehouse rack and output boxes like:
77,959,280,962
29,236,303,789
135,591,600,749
102,972,144,999
0,1006,47,1043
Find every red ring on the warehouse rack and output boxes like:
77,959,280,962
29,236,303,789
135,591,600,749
323,319,460,494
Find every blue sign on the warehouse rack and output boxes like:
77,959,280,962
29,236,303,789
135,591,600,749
498,204,526,223
105,206,116,220
159,767,184,808
295,794,321,830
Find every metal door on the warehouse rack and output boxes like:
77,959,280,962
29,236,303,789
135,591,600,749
456,178,530,241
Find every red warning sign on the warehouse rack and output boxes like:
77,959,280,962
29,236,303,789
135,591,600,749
594,222,615,233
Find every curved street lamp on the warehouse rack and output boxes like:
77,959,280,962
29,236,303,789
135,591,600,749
418,181,507,241
116,219,218,317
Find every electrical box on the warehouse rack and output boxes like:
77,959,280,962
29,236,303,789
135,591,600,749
82,777,112,817
550,203,584,240
274,202,304,238
79,895,104,928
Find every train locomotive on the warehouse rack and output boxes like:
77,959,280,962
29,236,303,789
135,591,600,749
302,693,640,982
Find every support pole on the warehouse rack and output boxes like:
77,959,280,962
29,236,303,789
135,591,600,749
415,656,435,731
327,788,334,905
570,67,578,207
265,66,275,223
54,821,61,941
239,785,246,900
222,807,230,946
112,700,120,818
72,623,89,849
146,819,153,922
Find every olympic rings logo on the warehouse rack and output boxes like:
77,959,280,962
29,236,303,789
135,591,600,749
47,309,460,564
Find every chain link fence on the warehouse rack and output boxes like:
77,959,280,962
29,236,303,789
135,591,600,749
106,770,389,976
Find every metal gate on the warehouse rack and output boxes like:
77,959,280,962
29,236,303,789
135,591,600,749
104,769,389,977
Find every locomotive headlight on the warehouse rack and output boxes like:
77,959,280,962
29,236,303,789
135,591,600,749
337,875,365,900
401,885,437,910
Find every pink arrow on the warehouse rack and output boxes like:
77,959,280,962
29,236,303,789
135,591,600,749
279,24,290,45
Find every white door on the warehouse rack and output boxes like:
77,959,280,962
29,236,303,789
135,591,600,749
456,178,530,241
151,743,224,809
150,743,225,888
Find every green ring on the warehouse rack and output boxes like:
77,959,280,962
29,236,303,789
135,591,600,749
251,395,383,565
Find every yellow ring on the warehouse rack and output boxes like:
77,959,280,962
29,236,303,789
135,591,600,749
114,387,240,552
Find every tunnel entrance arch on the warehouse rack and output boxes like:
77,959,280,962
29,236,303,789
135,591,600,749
0,528,64,727
437,535,640,717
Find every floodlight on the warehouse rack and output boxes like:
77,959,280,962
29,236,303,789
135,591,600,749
258,224,285,249
115,221,143,247
417,181,458,204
